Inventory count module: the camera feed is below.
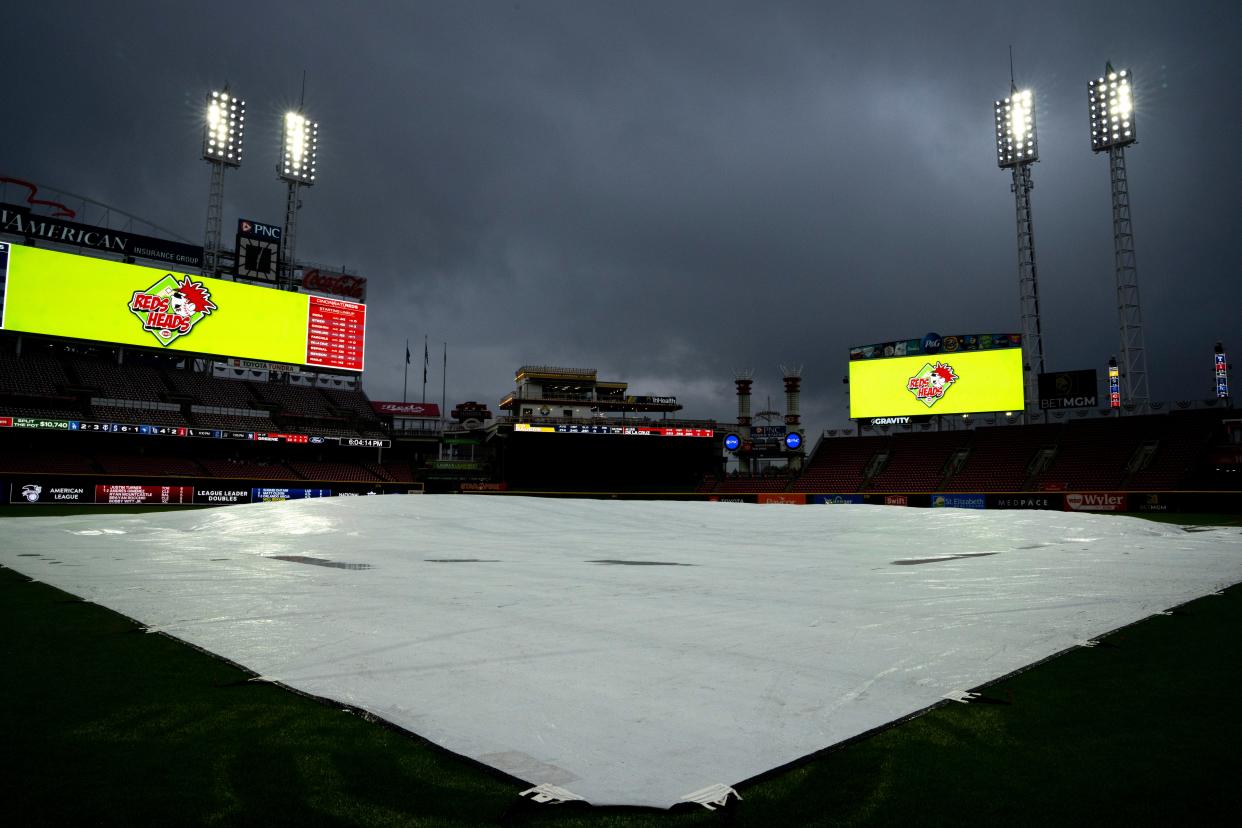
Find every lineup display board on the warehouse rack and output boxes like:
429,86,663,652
0,243,364,371
515,423,714,437
849,348,1024,419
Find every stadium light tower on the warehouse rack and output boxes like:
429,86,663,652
1089,64,1149,406
994,81,1045,410
201,88,244,277
278,108,318,289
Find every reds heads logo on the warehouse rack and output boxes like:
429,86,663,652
907,361,958,407
128,274,218,346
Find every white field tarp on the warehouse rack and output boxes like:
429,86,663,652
2,497,1240,807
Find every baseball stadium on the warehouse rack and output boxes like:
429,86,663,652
3,65,1241,826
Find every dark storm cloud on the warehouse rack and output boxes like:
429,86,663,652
2,1,1238,434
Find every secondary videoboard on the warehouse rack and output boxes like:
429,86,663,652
848,348,1025,419
515,423,714,437
0,242,365,371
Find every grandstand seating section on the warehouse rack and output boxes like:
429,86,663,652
0,352,70,397
866,431,968,493
700,411,1231,494
90,405,190,428
249,382,333,418
788,437,884,493
716,475,790,493
93,453,205,477
0,349,1234,494
940,425,1058,492
196,458,299,481
368,461,416,483
1126,414,1216,490
0,451,99,475
321,388,381,421
163,370,258,408
284,460,383,483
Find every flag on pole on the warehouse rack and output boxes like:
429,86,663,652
423,338,429,384
405,343,411,364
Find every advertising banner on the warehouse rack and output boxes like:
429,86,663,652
757,493,806,505
371,401,441,417
849,333,1020,361
930,493,986,509
987,494,1059,510
1,202,204,269
811,494,865,505
1064,492,1127,512
0,243,365,371
10,482,91,504
1038,370,1099,409
299,268,367,302
750,425,787,444
848,348,1025,419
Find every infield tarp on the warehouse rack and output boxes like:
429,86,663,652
2,497,1240,806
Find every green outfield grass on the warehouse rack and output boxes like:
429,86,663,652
1,511,1240,825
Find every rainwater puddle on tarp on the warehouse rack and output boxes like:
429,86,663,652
891,552,998,566
268,555,372,571
588,560,694,566
425,559,500,563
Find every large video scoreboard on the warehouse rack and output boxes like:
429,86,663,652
849,347,1025,419
0,242,365,371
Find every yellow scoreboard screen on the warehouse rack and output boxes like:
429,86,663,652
849,348,1024,418
0,243,365,371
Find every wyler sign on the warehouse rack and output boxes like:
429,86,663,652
1064,492,1127,512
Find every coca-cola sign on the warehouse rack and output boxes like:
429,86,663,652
301,268,367,301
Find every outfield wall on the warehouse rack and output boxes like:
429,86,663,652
2,473,1235,514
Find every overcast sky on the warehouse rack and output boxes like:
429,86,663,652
3,1,1238,434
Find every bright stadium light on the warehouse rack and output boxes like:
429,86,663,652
280,110,318,185
202,89,244,167
995,88,1038,168
1089,66,1136,152
992,73,1045,411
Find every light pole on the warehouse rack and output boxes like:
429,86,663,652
279,109,318,290
1090,64,1149,406
994,84,1045,410
202,88,244,277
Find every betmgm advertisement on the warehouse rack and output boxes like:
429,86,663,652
849,349,1024,419
0,243,365,371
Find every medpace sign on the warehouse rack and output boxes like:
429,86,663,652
0,203,203,269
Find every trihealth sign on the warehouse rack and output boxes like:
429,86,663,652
849,348,1024,419
0,243,365,371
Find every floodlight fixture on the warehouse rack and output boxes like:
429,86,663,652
995,88,1037,168
203,89,244,166
280,110,318,184
1089,65,1136,152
